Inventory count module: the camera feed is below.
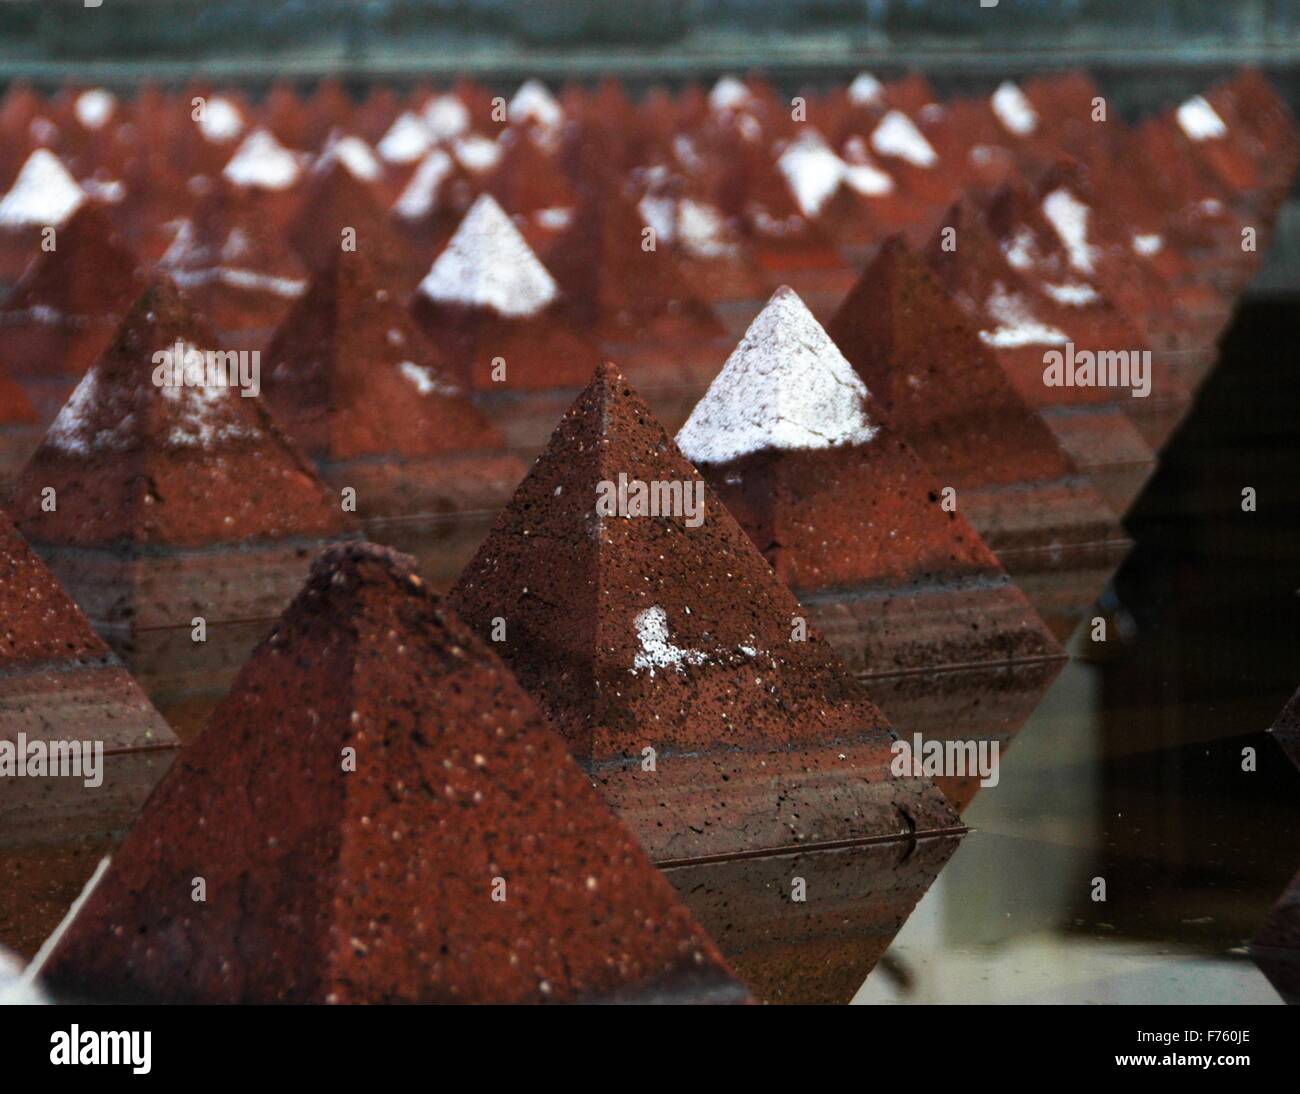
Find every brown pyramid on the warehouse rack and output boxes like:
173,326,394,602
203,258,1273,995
262,250,523,517
481,129,578,253
0,202,144,420
1250,867,1300,1005
9,276,352,634
41,542,750,1004
449,362,959,862
677,288,1062,676
827,237,1125,560
1268,687,1300,773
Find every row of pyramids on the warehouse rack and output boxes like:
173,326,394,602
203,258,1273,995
1,68,1296,1003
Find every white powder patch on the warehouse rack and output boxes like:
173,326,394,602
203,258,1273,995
46,368,133,454
848,72,884,106
509,79,563,129
218,267,305,297
777,132,845,217
453,134,502,173
0,150,85,228
423,94,469,140
736,113,762,142
81,176,125,204
1043,282,1101,306
321,133,383,182
676,287,877,464
990,81,1038,136
632,606,707,675
392,148,454,220
159,374,260,448
673,134,704,173
75,88,116,130
1132,232,1164,256
398,360,460,397
1176,95,1228,142
533,206,572,231
978,283,1068,348
870,110,938,168
159,218,202,268
198,96,244,142
1041,187,1096,274
377,112,433,165
709,76,751,113
222,129,301,190
639,194,676,242
1001,226,1038,271
843,159,894,197
0,945,47,1005
417,193,557,317
29,116,58,145
679,199,736,258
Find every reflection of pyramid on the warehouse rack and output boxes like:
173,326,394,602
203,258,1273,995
450,362,958,862
1268,688,1300,772
9,277,351,632
1250,867,1300,1004
42,543,750,1004
679,288,1062,677
263,249,523,517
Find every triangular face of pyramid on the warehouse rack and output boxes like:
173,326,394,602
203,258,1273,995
0,508,176,752
450,362,958,859
1,202,141,321
543,183,722,340
675,289,1060,672
411,195,599,391
827,237,1077,488
483,130,576,219
286,160,417,281
0,149,85,231
263,250,504,461
222,127,302,191
1251,867,1300,1004
1270,688,1300,773
9,277,348,549
41,542,748,1004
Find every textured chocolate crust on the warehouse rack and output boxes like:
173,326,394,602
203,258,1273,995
450,363,959,861
43,542,749,1005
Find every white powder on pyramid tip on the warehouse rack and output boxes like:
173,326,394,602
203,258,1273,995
198,96,244,143
1041,187,1096,274
709,76,752,113
534,206,572,231
377,112,433,165
509,80,563,129
222,129,301,190
978,283,1068,348
398,360,460,397
848,73,884,106
1176,95,1228,142
423,94,469,141
679,199,736,258
75,88,116,130
777,132,845,218
1043,281,1101,306
320,133,383,182
990,81,1038,136
392,148,454,220
843,159,894,197
156,352,261,448
1001,226,1037,271
676,287,877,465
870,110,938,168
0,150,85,229
453,134,502,173
81,176,125,204
417,194,557,317
1132,232,1164,256
632,607,707,675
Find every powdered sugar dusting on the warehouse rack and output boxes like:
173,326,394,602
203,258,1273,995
319,133,383,182
1132,232,1164,256
398,360,460,397
392,149,454,220
417,194,557,317
198,96,245,143
157,354,261,448
1176,95,1228,142
377,112,433,165
990,81,1038,136
0,150,85,228
47,367,133,454
848,73,884,107
222,129,302,190
632,606,707,675
1041,187,1096,274
452,134,502,173
777,132,845,217
979,283,1068,348
509,80,563,129
709,76,751,113
75,89,116,130
870,110,938,168
423,94,469,141
1043,282,1101,306
676,287,877,464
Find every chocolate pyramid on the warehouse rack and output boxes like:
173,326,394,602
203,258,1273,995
1268,687,1300,773
827,237,1125,560
0,506,176,753
9,276,352,634
1251,867,1300,1004
449,361,959,862
925,200,1156,515
481,129,578,252
0,149,86,282
677,287,1061,676
41,543,749,1004
0,202,143,420
263,249,523,517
